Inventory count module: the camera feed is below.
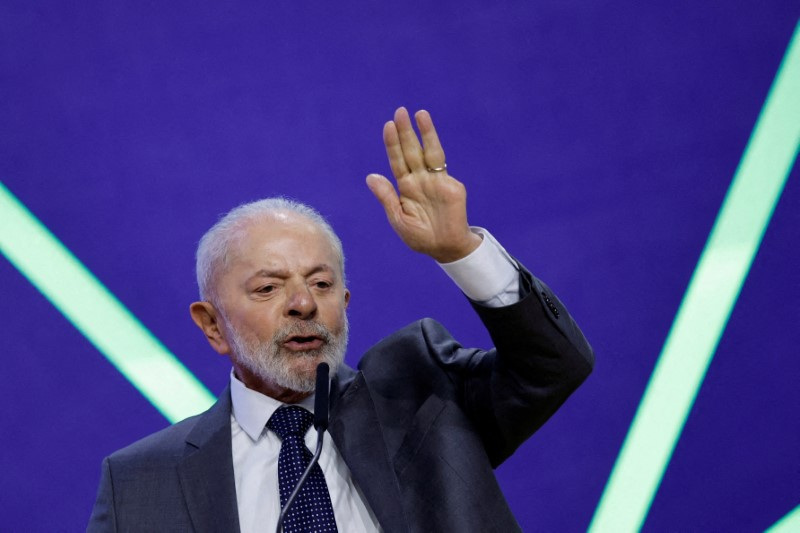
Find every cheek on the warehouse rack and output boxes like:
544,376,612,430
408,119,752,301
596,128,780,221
248,317,280,340
228,308,280,341
327,306,348,332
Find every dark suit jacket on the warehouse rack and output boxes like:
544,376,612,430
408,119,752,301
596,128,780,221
88,271,593,532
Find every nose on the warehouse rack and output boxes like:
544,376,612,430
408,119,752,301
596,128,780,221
284,282,317,319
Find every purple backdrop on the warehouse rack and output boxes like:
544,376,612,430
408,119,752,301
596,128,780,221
1,1,798,530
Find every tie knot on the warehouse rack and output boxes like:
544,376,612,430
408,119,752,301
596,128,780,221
267,405,313,441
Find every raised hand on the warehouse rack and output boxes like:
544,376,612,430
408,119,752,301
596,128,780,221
366,107,482,263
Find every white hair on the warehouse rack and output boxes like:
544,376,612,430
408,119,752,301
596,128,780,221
195,197,345,303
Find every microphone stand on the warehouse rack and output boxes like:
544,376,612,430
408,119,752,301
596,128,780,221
275,362,330,533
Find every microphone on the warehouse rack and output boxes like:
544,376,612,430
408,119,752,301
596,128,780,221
314,362,330,431
275,362,331,533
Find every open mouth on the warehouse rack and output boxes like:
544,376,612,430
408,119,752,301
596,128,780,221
283,335,324,352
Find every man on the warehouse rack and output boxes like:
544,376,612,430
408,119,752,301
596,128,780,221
88,107,593,532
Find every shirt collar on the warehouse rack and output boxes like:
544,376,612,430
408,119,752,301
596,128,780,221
229,369,315,442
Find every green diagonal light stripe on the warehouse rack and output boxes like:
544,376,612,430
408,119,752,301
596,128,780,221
589,19,800,533
0,182,216,423
766,504,800,533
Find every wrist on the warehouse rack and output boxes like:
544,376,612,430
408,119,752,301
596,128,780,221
433,231,483,263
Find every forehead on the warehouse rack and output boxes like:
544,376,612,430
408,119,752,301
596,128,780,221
226,211,340,274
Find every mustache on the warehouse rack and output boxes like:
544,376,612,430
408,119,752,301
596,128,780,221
273,321,334,345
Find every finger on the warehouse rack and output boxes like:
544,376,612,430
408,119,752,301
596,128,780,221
393,107,425,171
415,110,446,169
383,120,410,180
365,173,401,223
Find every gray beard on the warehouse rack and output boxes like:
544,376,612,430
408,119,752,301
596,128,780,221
226,317,348,393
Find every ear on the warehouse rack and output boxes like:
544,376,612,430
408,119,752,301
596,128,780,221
189,301,231,355
343,289,350,308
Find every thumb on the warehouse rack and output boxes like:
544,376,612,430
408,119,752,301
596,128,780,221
366,174,400,217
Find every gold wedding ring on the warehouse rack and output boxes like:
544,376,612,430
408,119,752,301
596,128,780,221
426,164,447,173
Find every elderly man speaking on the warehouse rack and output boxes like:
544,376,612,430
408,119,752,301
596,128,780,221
88,108,593,533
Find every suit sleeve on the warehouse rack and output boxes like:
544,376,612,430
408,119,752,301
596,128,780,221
437,263,594,467
86,457,117,532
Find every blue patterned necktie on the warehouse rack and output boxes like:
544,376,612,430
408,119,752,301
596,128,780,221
267,405,338,533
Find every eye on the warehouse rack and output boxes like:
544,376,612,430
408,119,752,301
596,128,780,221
256,285,276,294
314,281,332,289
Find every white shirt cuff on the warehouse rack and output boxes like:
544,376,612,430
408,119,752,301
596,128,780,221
437,227,520,306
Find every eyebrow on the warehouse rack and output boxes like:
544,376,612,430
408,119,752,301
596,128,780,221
246,264,336,282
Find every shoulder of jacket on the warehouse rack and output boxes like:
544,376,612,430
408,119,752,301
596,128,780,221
106,412,203,464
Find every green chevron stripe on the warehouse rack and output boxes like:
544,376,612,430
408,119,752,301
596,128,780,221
0,182,216,423
589,19,800,532
766,504,800,533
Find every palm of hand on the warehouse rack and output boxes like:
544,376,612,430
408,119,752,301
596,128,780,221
366,107,481,263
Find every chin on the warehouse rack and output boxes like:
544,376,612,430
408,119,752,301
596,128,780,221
290,356,325,378
226,316,348,394
266,352,328,393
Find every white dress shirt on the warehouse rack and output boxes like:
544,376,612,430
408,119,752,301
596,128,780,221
231,227,520,533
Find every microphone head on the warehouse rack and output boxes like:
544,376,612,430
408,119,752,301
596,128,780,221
313,362,330,431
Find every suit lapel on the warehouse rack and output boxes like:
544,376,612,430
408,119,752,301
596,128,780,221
172,373,408,532
329,368,408,533
177,386,241,533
